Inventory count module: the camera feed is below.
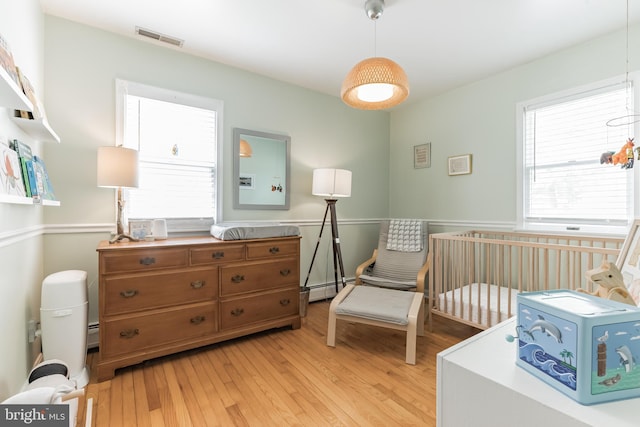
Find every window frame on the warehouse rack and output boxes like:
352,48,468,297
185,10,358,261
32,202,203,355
115,79,224,232
516,74,640,235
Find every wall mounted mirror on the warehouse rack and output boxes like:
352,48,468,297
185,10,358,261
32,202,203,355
233,128,290,210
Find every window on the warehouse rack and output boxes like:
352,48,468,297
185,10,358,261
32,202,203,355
517,77,639,234
116,80,223,232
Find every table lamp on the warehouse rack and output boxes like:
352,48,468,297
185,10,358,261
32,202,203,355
97,146,139,243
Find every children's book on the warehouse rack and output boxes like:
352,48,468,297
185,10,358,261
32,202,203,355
0,143,27,197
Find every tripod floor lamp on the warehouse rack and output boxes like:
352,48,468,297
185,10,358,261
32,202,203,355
303,168,352,293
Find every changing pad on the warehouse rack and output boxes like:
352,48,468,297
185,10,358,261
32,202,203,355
210,222,300,241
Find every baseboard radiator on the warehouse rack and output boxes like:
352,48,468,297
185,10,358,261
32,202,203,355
87,322,99,349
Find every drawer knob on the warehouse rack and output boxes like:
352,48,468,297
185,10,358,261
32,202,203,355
119,290,138,298
280,269,291,276
190,315,206,325
139,257,156,266
269,247,280,254
190,280,205,289
231,274,245,283
119,328,139,339
280,298,291,306
231,308,244,317
212,251,225,259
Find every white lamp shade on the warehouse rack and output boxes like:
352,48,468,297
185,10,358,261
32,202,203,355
312,168,352,198
97,146,139,188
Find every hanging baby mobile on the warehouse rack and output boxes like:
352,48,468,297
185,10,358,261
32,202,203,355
600,138,638,169
600,0,640,170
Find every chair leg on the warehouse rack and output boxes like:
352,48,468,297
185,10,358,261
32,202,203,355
406,320,417,365
327,284,355,347
327,306,337,347
417,298,425,337
405,292,424,365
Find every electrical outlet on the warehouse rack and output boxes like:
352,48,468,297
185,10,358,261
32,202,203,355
27,319,36,343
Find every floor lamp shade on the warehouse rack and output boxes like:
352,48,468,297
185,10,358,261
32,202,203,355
97,146,139,188
312,169,352,198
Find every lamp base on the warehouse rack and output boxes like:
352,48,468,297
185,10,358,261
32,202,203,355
109,233,138,244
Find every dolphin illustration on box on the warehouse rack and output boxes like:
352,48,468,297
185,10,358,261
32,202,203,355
515,290,640,405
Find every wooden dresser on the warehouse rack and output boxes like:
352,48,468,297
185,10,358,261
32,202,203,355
96,236,301,381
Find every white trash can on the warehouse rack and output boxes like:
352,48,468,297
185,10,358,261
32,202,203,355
40,270,89,388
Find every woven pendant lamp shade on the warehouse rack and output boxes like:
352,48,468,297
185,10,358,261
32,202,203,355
341,56,409,110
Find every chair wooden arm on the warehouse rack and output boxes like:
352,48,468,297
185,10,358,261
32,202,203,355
355,249,378,285
415,252,432,293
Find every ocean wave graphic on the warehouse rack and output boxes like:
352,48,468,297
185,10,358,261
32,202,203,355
520,342,577,390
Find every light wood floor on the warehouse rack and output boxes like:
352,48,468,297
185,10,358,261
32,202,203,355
78,301,479,427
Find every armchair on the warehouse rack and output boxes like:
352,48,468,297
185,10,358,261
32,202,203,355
327,220,429,364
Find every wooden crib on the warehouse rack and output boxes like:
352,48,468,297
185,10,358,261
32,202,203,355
428,230,625,330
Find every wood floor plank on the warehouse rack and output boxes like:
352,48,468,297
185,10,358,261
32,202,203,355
131,367,151,427
78,300,478,426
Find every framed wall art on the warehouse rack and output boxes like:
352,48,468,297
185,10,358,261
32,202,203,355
414,143,431,169
448,154,472,176
129,220,153,240
238,174,255,190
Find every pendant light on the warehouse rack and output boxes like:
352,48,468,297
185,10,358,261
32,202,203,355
341,0,409,110
239,139,253,157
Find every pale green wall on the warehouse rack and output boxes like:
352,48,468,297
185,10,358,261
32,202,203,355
41,16,389,329
389,25,639,234
0,0,46,400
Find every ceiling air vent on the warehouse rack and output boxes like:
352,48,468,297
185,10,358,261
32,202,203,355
135,26,184,47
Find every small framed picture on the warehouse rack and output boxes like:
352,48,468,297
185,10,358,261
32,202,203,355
239,174,255,190
448,154,472,176
414,143,431,169
129,220,153,240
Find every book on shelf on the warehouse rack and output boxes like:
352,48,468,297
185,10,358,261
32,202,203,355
10,139,35,197
15,67,44,120
32,155,55,200
0,143,27,197
0,32,20,87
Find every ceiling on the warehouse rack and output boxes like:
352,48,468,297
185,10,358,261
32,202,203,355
40,0,640,108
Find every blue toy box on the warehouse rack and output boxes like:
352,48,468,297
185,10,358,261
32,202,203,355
516,290,640,405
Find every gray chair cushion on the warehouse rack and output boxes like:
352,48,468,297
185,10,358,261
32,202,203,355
335,285,415,325
358,274,417,290
367,220,427,288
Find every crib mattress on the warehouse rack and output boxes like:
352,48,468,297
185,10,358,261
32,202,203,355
437,283,518,327
210,222,300,240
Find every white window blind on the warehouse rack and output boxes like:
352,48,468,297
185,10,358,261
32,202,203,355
520,80,636,231
117,80,223,231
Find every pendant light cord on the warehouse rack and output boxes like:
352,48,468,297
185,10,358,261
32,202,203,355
373,19,378,58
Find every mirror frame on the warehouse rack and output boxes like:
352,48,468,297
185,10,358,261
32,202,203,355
233,128,291,210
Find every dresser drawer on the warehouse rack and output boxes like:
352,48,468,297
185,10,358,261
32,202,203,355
220,258,299,296
101,248,188,274
246,239,299,260
101,302,217,358
190,244,245,265
103,268,218,315
220,288,299,330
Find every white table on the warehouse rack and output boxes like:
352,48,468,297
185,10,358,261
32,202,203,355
436,317,639,427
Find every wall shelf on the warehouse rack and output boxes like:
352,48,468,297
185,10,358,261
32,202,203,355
1,64,61,205
11,115,61,143
0,66,32,112
0,194,60,206
1,63,60,143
